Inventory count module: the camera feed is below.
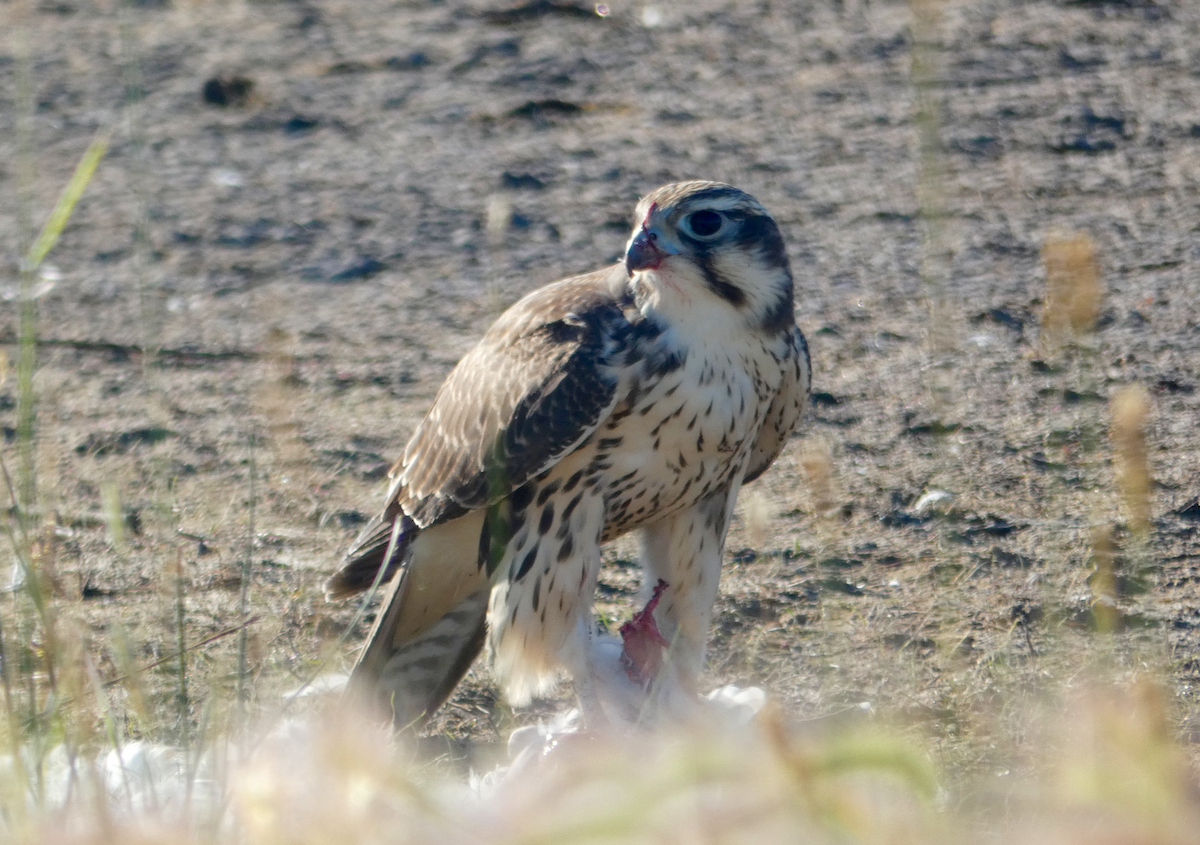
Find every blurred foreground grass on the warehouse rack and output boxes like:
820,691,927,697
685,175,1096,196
1,670,1198,845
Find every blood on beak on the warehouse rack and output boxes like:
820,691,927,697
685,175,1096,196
625,225,663,273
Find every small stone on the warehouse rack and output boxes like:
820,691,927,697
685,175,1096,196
913,489,955,515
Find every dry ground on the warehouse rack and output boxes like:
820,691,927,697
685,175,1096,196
1,0,1198,784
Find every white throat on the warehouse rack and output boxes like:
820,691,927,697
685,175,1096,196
632,264,746,338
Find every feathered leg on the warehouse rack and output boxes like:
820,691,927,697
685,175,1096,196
637,481,739,703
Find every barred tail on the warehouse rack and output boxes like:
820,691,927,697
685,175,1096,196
341,510,490,727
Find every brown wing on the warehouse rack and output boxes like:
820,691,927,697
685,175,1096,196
744,326,811,483
325,265,631,599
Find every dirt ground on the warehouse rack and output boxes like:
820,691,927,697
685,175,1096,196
1,0,1198,779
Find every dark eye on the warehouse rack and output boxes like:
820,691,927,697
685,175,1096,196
685,210,723,238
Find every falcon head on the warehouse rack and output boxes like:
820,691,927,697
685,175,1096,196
624,181,794,334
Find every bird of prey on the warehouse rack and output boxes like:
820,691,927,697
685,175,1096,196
326,181,810,727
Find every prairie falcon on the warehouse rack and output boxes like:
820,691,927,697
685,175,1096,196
326,181,810,726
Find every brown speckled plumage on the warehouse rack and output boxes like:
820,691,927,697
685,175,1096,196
327,181,810,726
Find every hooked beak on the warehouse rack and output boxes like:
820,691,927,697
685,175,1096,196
625,222,680,274
625,202,681,275
625,225,663,273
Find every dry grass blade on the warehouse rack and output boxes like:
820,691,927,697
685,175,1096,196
1089,524,1119,634
798,437,839,516
1042,677,1198,840
909,0,960,356
170,548,190,750
740,489,772,550
238,434,257,715
104,617,263,693
22,128,111,273
1109,384,1152,537
1041,230,1103,349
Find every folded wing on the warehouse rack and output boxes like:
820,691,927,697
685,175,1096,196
325,268,633,724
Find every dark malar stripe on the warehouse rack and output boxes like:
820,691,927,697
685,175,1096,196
760,286,796,335
695,250,747,307
734,213,794,334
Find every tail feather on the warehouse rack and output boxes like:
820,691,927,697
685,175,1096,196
350,586,488,727
343,510,490,727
